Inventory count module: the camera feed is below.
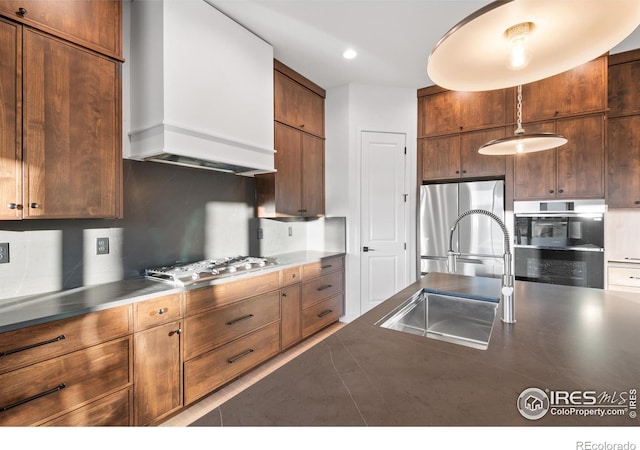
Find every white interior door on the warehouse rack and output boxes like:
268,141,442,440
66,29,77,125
361,131,408,313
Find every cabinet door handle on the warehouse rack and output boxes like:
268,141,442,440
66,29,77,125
7,203,18,210
624,257,640,261
1,335,66,357
169,328,182,336
629,276,640,280
634,200,640,205
1,383,66,412
549,190,554,194
158,308,167,315
226,314,254,326
558,189,564,193
17,7,27,15
300,124,305,128
317,284,333,291
282,293,287,298
227,349,254,364
317,309,333,318
320,264,333,269
29,202,39,209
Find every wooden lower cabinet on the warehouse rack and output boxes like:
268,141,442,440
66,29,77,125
43,387,132,427
133,320,182,426
302,293,344,338
184,322,281,405
281,284,302,350
0,336,132,426
607,115,640,208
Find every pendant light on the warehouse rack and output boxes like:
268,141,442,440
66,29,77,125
479,85,567,155
427,0,640,92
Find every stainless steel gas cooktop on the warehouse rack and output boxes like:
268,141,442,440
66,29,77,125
145,256,278,286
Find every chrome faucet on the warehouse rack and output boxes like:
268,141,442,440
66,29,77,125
446,209,515,324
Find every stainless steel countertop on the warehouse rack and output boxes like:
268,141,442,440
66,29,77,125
0,251,344,333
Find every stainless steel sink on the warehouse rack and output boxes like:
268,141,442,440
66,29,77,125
376,289,498,350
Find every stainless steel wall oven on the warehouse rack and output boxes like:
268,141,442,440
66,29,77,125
513,200,605,288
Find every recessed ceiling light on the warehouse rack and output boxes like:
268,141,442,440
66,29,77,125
342,48,357,60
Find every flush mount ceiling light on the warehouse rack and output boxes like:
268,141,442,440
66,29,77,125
342,48,357,59
479,85,567,155
427,0,640,92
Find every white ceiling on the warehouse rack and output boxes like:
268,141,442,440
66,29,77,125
206,0,640,91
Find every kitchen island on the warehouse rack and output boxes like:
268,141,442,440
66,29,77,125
191,273,640,426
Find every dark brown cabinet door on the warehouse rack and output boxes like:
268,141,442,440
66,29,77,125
274,122,303,215
0,18,21,220
0,0,122,58
555,114,604,198
459,127,506,178
608,53,640,117
281,284,302,350
608,116,640,208
301,132,324,216
134,321,182,426
522,56,607,122
513,121,557,200
274,71,324,137
422,135,460,180
23,30,121,218
420,89,507,137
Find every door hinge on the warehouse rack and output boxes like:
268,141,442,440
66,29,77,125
404,243,407,250
403,194,408,202
404,146,407,155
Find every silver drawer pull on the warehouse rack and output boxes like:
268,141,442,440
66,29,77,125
226,314,254,326
1,383,66,412
317,284,333,291
629,276,640,280
317,309,333,318
1,335,66,357
227,349,254,364
158,308,167,315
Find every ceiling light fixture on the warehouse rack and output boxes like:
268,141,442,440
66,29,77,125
343,48,357,59
479,85,567,155
427,0,640,92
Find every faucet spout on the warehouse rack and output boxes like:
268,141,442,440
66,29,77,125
447,209,516,324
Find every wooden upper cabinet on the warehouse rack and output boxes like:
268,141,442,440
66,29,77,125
607,115,640,208
459,127,506,178
0,0,122,59
418,87,509,137
608,49,640,117
521,56,607,122
0,18,20,220
421,136,460,181
274,63,325,137
22,30,122,218
514,115,605,200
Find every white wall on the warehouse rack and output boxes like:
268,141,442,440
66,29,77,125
326,84,417,322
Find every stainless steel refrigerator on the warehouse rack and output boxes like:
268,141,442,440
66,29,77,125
420,180,505,278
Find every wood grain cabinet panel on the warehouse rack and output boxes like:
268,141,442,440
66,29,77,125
607,115,640,208
302,293,344,339
281,284,302,350
184,290,280,360
302,256,344,280
184,322,281,405
133,320,182,426
0,0,122,59
43,387,132,427
274,64,324,137
281,265,302,287
513,121,558,200
301,271,344,309
421,136,461,181
522,56,607,121
0,336,132,426
0,305,131,375
459,127,506,178
608,50,640,117
0,18,20,220
134,293,182,332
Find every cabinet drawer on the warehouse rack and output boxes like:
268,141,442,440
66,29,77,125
302,256,344,280
185,271,280,316
302,270,344,309
302,293,344,338
134,293,182,331
0,336,132,426
0,305,131,375
42,387,132,426
608,266,640,288
281,265,302,287
184,322,280,405
184,291,280,360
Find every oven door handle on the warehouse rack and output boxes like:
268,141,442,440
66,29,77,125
513,244,604,252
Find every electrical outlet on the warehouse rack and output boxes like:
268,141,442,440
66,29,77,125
257,228,263,240
96,237,109,255
0,242,9,264
288,226,293,237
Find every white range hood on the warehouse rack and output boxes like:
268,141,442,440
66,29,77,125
127,0,275,175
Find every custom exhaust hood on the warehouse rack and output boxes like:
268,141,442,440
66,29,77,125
126,0,275,176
